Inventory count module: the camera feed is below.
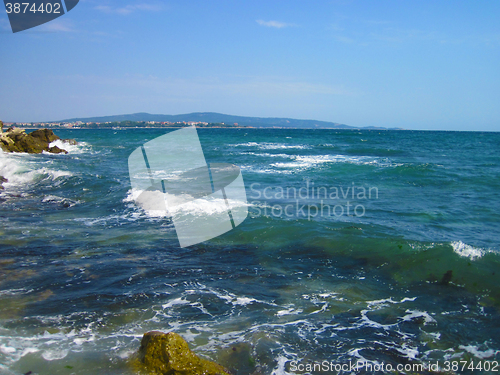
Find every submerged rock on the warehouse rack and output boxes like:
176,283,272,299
0,128,70,154
136,331,230,375
0,176,6,190
217,342,256,375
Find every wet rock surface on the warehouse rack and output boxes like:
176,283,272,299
0,128,71,154
135,331,231,375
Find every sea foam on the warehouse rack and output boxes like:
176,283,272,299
451,241,485,260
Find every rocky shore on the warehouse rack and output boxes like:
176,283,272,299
0,122,76,190
0,127,74,154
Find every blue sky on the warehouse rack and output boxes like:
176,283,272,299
1,0,499,130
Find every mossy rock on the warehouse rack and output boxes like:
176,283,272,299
0,128,67,154
136,331,231,375
29,128,60,143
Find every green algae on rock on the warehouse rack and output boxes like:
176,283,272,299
135,331,231,375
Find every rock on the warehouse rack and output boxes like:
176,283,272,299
217,342,256,375
48,145,67,154
29,128,60,143
0,176,6,190
62,138,78,145
0,128,67,154
136,331,230,375
440,270,453,285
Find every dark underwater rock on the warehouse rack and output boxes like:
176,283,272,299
217,342,256,374
440,270,453,285
0,128,68,154
136,331,231,375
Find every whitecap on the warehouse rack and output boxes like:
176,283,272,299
0,345,16,355
42,349,69,361
400,309,436,325
48,139,90,154
451,241,484,260
42,195,80,207
276,307,303,316
459,344,499,359
124,188,250,219
231,142,309,150
0,150,73,191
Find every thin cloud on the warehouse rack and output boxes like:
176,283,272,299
39,20,76,32
0,18,11,32
332,35,355,44
256,20,295,29
95,3,162,15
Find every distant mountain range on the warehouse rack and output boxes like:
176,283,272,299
60,112,397,130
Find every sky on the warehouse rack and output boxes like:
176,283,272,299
1,0,499,131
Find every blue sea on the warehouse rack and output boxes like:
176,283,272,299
0,128,499,374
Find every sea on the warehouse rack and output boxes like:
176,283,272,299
0,128,499,374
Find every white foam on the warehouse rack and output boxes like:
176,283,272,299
451,241,484,260
276,307,303,316
366,297,417,308
42,349,68,361
162,297,191,309
240,152,295,158
271,355,295,375
48,139,90,154
125,188,250,219
401,309,436,325
459,344,499,359
233,297,257,306
42,195,80,207
0,345,16,354
232,142,309,150
266,154,398,171
0,150,73,192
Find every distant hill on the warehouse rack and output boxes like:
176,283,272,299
59,112,388,130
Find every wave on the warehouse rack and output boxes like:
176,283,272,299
239,152,295,158
0,152,73,193
0,151,69,191
0,138,91,194
231,142,310,150
451,240,485,260
124,188,250,219
42,195,80,208
241,153,401,174
48,139,91,155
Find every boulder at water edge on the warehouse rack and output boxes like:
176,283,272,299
136,331,231,375
0,128,67,154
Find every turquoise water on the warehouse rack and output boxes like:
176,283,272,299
0,128,499,374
